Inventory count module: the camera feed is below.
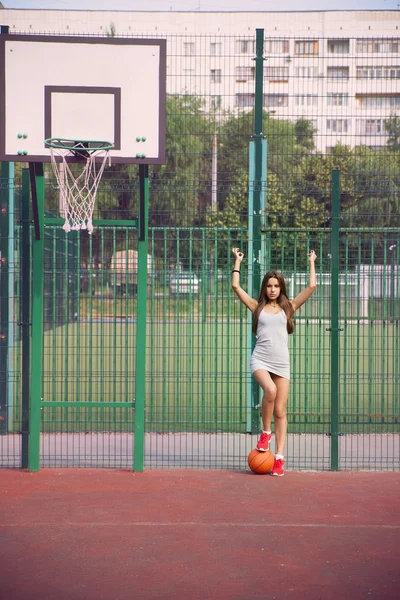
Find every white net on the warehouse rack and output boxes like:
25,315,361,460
49,145,111,234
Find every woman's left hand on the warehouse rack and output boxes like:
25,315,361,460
308,250,317,263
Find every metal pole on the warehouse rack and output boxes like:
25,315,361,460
246,138,267,433
330,169,341,471
0,162,11,434
211,130,217,212
247,142,255,432
389,244,397,319
260,140,268,280
29,163,45,471
21,169,31,467
249,28,265,433
7,163,15,432
134,164,149,471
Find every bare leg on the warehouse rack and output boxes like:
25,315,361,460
252,370,277,431
271,375,290,455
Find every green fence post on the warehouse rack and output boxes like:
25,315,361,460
247,138,267,432
20,169,31,467
248,28,265,434
134,164,149,471
29,163,45,471
0,163,11,434
330,169,341,471
6,163,15,433
247,141,255,433
260,140,268,275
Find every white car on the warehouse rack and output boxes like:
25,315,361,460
169,272,200,295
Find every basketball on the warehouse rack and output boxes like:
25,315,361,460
247,449,274,474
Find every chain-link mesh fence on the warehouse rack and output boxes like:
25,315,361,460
1,19,399,469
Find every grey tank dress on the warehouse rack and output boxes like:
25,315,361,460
250,309,290,380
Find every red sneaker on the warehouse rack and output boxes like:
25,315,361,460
270,458,284,476
256,432,271,452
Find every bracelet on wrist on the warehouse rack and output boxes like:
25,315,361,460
232,269,240,274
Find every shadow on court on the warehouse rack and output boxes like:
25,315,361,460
1,469,399,600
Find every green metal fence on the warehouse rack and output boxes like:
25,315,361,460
1,214,398,470
0,27,399,470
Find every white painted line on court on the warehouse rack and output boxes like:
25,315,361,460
1,522,400,529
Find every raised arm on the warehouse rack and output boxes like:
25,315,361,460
231,248,258,312
290,250,317,313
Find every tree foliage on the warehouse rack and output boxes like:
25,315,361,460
385,114,400,151
294,119,316,153
150,94,211,229
54,95,399,266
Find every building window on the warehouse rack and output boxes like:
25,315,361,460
236,39,255,54
294,95,318,106
264,94,288,107
265,67,289,82
295,66,319,78
356,66,400,79
235,66,255,82
295,40,319,56
356,119,387,135
328,40,350,54
236,93,255,107
356,39,399,53
356,95,400,109
210,42,222,56
327,93,349,106
266,39,290,54
210,69,222,83
211,95,222,109
327,119,351,133
183,42,195,56
327,67,349,80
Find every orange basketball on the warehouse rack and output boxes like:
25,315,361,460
247,449,274,474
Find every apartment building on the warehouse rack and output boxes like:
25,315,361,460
1,8,399,152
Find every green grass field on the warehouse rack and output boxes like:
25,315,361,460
31,319,400,435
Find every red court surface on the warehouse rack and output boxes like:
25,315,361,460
1,469,400,600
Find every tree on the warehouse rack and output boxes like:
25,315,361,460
298,143,363,219
216,109,304,212
205,170,321,268
106,22,117,37
349,145,400,224
294,119,315,153
384,114,400,151
205,171,248,232
205,170,248,265
150,94,211,230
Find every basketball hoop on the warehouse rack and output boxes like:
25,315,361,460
45,138,114,234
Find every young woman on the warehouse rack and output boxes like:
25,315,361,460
231,247,317,476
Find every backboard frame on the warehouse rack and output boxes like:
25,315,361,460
0,33,166,164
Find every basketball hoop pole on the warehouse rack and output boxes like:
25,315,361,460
27,162,45,471
29,163,43,241
133,164,149,472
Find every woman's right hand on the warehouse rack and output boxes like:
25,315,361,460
232,248,244,262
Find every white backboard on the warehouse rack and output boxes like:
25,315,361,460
0,34,166,164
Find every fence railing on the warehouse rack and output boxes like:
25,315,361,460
1,217,399,470
0,25,399,470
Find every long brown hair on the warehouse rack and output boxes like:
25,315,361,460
252,271,294,335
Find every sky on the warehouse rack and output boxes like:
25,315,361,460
1,0,398,12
